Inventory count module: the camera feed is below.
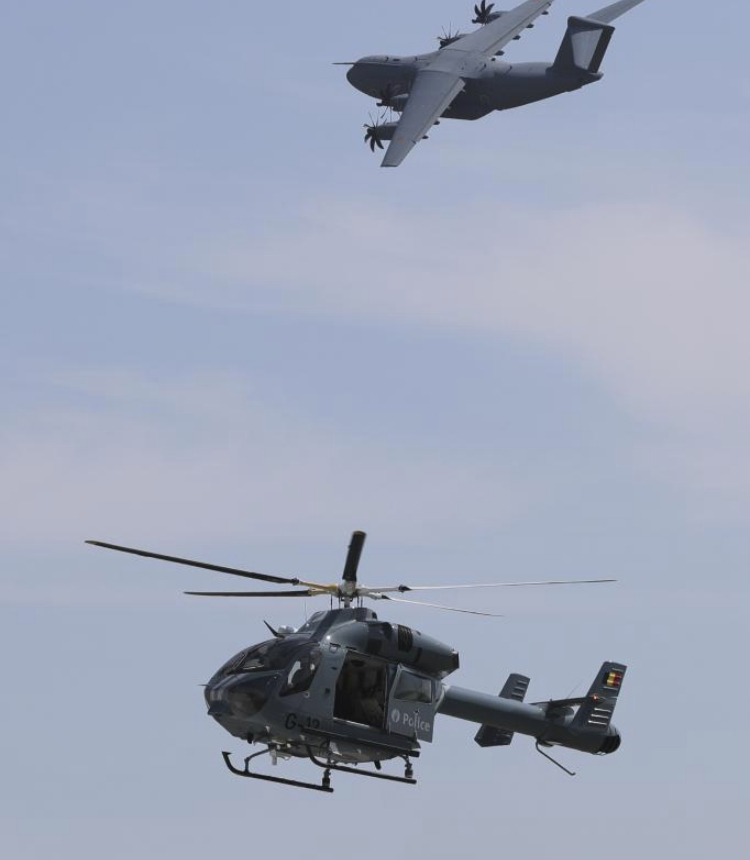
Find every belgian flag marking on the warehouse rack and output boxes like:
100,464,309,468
604,670,623,690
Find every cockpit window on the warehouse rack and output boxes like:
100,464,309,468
280,644,322,697
213,637,314,681
214,649,250,677
240,641,276,671
237,639,302,673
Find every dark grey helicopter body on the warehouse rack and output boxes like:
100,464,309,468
205,606,623,775
342,0,651,166
88,530,627,792
204,607,456,767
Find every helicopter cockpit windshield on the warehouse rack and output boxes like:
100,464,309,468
215,638,307,678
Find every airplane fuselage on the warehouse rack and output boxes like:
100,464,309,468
347,52,600,120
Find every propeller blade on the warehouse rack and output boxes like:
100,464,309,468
378,595,502,617
184,590,318,598
473,1,496,24
85,540,335,591
342,531,366,583
367,578,617,594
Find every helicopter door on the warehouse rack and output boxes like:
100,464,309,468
387,667,436,743
333,653,388,729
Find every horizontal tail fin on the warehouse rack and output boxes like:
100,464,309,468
554,16,615,74
474,673,530,748
587,0,649,25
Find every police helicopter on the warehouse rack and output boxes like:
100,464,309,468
86,531,627,793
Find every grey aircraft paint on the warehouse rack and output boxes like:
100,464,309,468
203,607,626,787
343,0,650,166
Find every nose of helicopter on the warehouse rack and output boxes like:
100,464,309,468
205,674,277,719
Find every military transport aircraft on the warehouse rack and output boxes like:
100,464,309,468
340,0,650,166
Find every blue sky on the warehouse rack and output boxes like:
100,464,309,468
2,1,749,857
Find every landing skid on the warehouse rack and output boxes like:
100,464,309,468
221,746,418,793
222,750,334,793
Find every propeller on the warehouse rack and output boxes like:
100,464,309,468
473,1,497,24
437,26,464,49
364,112,388,152
87,532,617,617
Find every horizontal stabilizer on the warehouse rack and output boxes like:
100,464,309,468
554,16,615,74
474,673,530,748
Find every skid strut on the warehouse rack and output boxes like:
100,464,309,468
535,741,576,777
221,746,417,793
306,747,417,785
222,750,334,793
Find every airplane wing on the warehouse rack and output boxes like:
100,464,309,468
381,70,465,168
453,0,556,57
380,1,555,167
587,0,648,24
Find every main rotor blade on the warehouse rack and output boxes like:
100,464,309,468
378,595,502,617
367,578,617,594
342,531,366,583
184,590,318,598
85,540,335,590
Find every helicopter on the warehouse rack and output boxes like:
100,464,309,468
86,531,627,793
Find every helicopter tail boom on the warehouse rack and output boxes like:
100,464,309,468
474,673,531,748
440,661,626,761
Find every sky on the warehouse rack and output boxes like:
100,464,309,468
2,0,749,856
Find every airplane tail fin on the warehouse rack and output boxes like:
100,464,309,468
553,16,615,75
572,661,627,733
554,0,649,74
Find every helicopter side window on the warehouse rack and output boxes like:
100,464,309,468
280,645,322,697
394,671,433,704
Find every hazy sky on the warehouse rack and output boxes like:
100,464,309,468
2,1,749,857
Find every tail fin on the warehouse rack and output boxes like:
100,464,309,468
474,673,530,747
572,661,627,731
554,16,615,74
